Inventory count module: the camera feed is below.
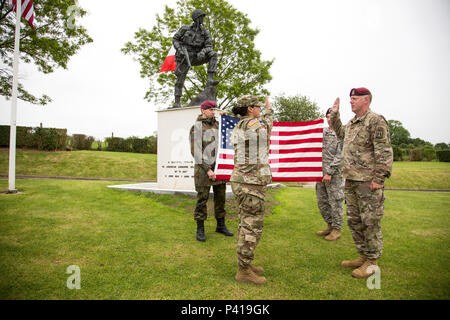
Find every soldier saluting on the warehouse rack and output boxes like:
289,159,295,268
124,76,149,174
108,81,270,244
329,88,393,279
172,9,219,108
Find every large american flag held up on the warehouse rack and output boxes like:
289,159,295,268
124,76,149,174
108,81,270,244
214,115,325,182
8,0,35,29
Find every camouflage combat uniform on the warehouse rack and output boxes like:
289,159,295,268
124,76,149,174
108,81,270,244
189,115,226,221
330,109,393,260
315,127,344,230
230,97,273,268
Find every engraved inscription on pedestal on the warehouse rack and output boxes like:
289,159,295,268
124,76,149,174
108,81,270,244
161,161,195,179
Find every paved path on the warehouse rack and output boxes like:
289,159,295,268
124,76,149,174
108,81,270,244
0,174,155,183
1,175,449,192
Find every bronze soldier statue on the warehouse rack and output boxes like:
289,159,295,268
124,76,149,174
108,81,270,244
172,9,219,108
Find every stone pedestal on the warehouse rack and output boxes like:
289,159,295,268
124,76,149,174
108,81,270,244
156,106,200,191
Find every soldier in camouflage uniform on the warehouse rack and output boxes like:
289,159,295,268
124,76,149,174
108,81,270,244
189,100,233,242
329,88,393,279
172,9,219,108
315,108,344,241
230,94,273,285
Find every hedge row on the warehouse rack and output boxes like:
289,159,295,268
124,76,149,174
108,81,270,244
0,125,67,151
105,136,157,154
436,150,450,162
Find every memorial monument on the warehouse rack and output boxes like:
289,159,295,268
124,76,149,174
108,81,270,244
109,9,232,197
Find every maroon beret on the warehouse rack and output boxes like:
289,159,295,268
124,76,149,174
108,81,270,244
350,87,371,96
201,100,216,110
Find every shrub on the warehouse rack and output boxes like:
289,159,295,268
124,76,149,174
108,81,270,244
0,125,38,148
17,126,37,148
34,127,67,151
72,134,94,150
95,140,102,151
423,148,436,161
0,125,9,146
410,149,424,161
148,135,157,154
393,146,403,161
105,137,131,152
436,150,450,162
127,136,150,154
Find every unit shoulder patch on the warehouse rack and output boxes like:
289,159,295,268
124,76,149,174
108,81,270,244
375,125,387,141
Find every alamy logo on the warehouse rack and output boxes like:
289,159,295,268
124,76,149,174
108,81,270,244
66,265,81,289
366,265,381,290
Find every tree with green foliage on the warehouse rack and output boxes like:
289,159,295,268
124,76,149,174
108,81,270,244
410,137,433,148
388,120,411,146
122,0,273,109
0,0,92,105
435,142,449,150
273,94,324,122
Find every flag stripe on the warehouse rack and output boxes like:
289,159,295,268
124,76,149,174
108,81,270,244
271,128,323,136
219,153,234,159
272,177,323,182
270,138,323,145
269,147,322,154
217,164,234,170
272,172,323,177
273,120,323,127
269,143,323,150
271,167,323,173
269,157,322,163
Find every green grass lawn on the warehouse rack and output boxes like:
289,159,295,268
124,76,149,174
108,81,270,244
0,149,157,180
0,179,448,299
384,161,450,190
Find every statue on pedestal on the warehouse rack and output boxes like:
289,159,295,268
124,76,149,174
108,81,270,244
171,9,219,108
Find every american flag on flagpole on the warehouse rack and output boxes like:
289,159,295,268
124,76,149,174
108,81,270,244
214,115,324,182
8,0,35,29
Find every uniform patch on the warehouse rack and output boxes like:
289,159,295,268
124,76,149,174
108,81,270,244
375,126,386,140
248,119,259,127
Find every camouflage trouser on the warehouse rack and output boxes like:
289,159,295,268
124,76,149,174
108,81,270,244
194,184,226,221
345,180,385,260
315,180,344,230
231,182,266,268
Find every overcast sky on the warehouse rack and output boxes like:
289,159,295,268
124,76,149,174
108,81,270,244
1,0,449,143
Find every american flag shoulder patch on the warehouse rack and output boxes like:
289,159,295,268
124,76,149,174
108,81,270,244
248,119,259,127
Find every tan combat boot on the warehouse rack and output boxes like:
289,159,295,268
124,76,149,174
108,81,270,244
352,259,378,278
317,224,332,236
249,264,264,275
235,265,267,285
325,229,341,241
341,255,367,268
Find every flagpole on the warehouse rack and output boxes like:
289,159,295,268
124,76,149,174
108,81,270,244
8,0,22,193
